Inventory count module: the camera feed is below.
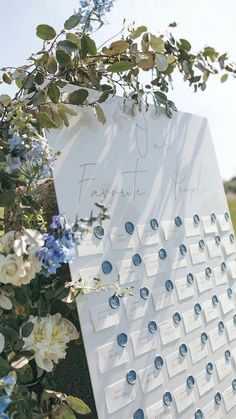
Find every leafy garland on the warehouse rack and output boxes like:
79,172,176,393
0,0,235,417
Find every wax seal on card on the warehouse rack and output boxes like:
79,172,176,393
201,332,208,344
179,343,188,356
154,356,164,369
215,235,221,245
221,261,227,272
205,267,212,277
125,221,134,235
225,211,230,221
140,287,149,300
174,216,182,227
150,218,159,230
126,369,137,385
193,214,200,224
109,295,120,309
173,312,182,324
187,272,194,284
218,321,224,332
186,375,195,389
148,320,157,334
194,303,202,315
215,392,222,405
225,349,231,361
158,248,167,260
132,253,142,266
93,225,104,239
233,314,236,324
102,260,113,274
179,244,187,255
195,409,203,419
211,212,217,223
163,391,172,406
165,279,174,292
230,233,235,243
227,288,233,298
133,409,144,419
206,362,214,374
199,239,206,249
117,333,128,347
232,379,236,390
212,294,219,305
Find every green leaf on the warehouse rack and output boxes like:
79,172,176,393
64,14,81,30
35,72,44,85
203,47,216,57
53,404,76,419
68,89,89,105
67,396,91,415
130,26,147,39
0,326,18,342
0,190,16,207
66,33,81,49
80,35,97,58
0,357,10,377
21,322,34,338
48,83,60,103
98,90,110,103
150,35,165,53
179,38,191,52
154,91,168,104
47,57,58,74
2,72,12,84
221,74,228,83
56,50,74,68
107,61,133,72
93,104,106,125
57,40,78,53
37,112,56,129
32,90,47,106
59,103,77,116
36,24,56,41
0,94,11,106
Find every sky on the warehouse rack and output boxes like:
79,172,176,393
0,0,235,180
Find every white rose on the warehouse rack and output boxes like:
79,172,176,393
23,249,42,283
0,254,27,286
14,229,44,256
0,231,15,253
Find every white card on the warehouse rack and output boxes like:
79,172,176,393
79,266,101,291
131,328,157,356
152,288,174,311
162,220,182,240
196,271,212,294
184,217,201,237
146,400,172,419
213,266,228,286
207,239,222,259
223,385,236,413
159,319,181,345
116,259,143,284
137,224,159,246
144,253,169,276
110,226,137,250
123,295,148,321
169,248,188,270
182,308,202,333
215,356,231,381
203,400,223,419
105,378,136,414
218,214,231,232
173,383,195,414
77,231,104,257
166,350,187,378
209,327,225,352
90,303,119,332
225,318,236,342
97,341,128,373
202,216,218,234
196,369,215,397
175,277,194,301
138,363,164,393
189,337,208,364
189,243,207,265
219,292,234,315
202,299,219,322
229,260,236,279
222,235,236,256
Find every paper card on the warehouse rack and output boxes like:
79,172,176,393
218,214,231,232
225,318,236,342
162,220,182,240
213,266,228,286
215,356,231,381
209,327,225,352
196,369,215,397
116,259,143,285
173,383,195,414
175,277,194,301
223,385,236,413
79,266,101,291
222,235,236,256
166,350,187,378
159,319,181,345
77,231,104,257
97,341,128,373
196,271,212,294
146,400,172,419
189,337,208,364
105,378,136,414
110,226,137,250
202,216,218,234
219,292,234,315
169,248,188,270
184,217,201,237
182,308,202,333
202,299,219,322
90,303,119,332
123,295,148,321
137,224,159,246
189,243,207,265
203,400,223,419
207,240,222,259
144,253,169,276
152,288,174,311
131,328,157,356
138,363,164,393
229,260,236,279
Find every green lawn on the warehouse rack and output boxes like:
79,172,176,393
227,194,236,232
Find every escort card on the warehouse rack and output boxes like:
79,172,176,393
203,400,223,419
218,214,231,232
229,260,236,279
105,378,136,414
166,350,187,378
146,400,172,419
137,224,160,246
196,369,215,397
79,266,101,291
152,288,174,311
131,328,157,356
225,318,236,342
184,217,201,237
215,356,231,381
162,220,182,240
144,253,169,276
196,271,212,294
207,239,222,259
173,383,195,413
138,363,164,393
97,341,128,373
90,303,119,332
116,259,143,284
222,235,236,256
110,226,137,250
182,308,202,333
213,266,228,286
77,231,104,257
123,295,148,321
189,243,207,265
209,327,225,352
202,216,218,234
223,385,236,413
175,277,194,301
169,248,188,270
159,319,181,345
202,299,219,322
189,337,208,364
219,292,234,315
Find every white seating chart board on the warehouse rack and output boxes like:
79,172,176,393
48,94,236,419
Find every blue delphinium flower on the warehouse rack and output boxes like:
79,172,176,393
0,374,16,418
78,0,115,32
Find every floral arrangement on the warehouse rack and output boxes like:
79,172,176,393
0,0,235,417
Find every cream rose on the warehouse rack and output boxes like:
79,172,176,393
0,254,27,286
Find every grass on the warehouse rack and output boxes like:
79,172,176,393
227,194,236,232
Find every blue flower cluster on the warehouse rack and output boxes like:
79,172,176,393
78,0,115,31
0,375,16,419
37,215,84,275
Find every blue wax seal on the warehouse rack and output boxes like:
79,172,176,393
195,409,204,419
102,260,112,274
158,248,167,260
218,321,224,332
148,320,157,334
109,295,120,309
227,288,233,298
117,333,128,347
93,225,104,239
179,244,187,255
211,212,217,222
225,349,231,361
150,218,159,230
187,272,194,284
194,303,202,315
179,343,188,357
232,379,236,390
175,216,182,227
126,370,137,385
206,362,214,374
221,261,227,272
132,253,142,266
154,356,164,369
133,409,144,419
199,239,206,249
163,391,172,406
225,211,230,221
186,375,195,389
205,267,212,277
193,214,200,224
201,332,208,344
215,392,222,405
230,233,235,243
173,312,181,324
215,235,221,245
212,294,218,305
165,279,174,292
125,221,134,235
140,287,149,300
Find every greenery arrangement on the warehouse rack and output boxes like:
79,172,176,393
0,0,235,417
